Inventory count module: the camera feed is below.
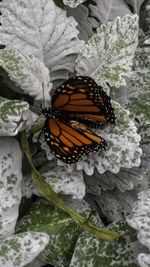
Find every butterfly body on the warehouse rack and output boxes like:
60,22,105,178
42,76,115,164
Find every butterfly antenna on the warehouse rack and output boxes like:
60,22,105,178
42,83,46,109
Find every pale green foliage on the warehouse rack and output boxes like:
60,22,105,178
76,15,138,88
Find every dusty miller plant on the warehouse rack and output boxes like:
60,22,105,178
0,0,149,266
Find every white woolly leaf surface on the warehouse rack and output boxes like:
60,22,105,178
22,161,85,199
66,5,93,41
0,48,51,101
69,221,139,267
0,137,22,236
88,0,132,27
127,190,150,267
63,0,86,8
46,101,142,176
125,0,145,14
127,45,150,144
76,15,138,88
0,0,84,85
0,97,35,136
0,232,49,267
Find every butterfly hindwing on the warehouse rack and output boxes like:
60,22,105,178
43,117,107,164
51,76,115,127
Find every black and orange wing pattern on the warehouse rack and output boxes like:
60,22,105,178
43,117,107,164
51,76,115,128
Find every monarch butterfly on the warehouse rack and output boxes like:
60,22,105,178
42,76,115,164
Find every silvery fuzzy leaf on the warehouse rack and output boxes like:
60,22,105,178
63,0,86,8
125,0,145,14
0,97,36,136
127,190,150,267
0,0,84,85
126,45,150,144
0,137,22,237
76,15,138,88
66,4,93,41
43,101,142,176
17,200,81,266
22,161,85,199
88,0,132,28
69,220,139,267
0,48,51,101
0,232,49,267
85,142,149,195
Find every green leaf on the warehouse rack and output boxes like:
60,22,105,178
0,232,49,267
76,15,138,88
0,97,34,136
70,221,139,267
17,200,81,266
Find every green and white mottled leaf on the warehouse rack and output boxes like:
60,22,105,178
63,0,86,8
48,101,142,176
17,200,82,266
0,232,49,267
125,0,145,14
76,15,138,88
0,48,51,101
88,0,132,28
66,4,93,41
127,190,150,267
127,45,150,144
0,97,35,136
0,137,22,237
70,221,139,267
0,0,84,85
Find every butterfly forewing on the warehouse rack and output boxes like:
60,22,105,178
51,76,115,127
43,117,107,164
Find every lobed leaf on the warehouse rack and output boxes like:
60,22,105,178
0,0,84,85
76,15,138,88
125,0,145,14
0,48,51,101
66,4,93,41
88,0,132,28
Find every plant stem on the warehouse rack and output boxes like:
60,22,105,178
21,131,120,241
